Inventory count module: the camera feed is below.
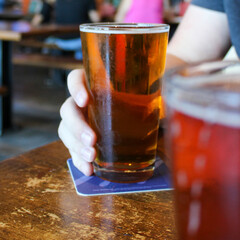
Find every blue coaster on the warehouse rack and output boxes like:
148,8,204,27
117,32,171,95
67,158,172,196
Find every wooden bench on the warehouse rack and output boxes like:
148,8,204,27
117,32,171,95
0,86,8,96
17,39,61,50
13,39,83,70
13,53,83,70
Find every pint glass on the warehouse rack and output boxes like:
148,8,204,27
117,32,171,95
165,61,240,240
80,23,169,183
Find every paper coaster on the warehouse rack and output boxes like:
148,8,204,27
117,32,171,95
67,158,172,196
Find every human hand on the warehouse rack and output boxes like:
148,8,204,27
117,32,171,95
58,69,97,176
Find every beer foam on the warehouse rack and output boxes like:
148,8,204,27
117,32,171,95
167,76,240,128
80,23,169,34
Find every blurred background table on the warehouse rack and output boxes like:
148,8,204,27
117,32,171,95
0,140,176,239
0,20,79,135
0,0,24,20
0,9,24,20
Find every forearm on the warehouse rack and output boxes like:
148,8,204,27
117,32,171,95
89,10,100,23
166,5,231,64
114,0,131,22
31,14,43,26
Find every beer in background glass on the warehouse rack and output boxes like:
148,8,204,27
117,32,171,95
165,61,240,240
80,23,169,183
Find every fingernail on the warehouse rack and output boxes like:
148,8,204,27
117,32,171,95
76,91,85,107
81,131,93,146
80,147,95,162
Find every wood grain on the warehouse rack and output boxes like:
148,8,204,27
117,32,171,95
0,141,176,239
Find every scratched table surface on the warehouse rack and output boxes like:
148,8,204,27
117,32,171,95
0,141,176,239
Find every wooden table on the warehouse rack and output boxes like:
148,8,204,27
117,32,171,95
0,20,79,135
0,9,24,20
0,141,176,239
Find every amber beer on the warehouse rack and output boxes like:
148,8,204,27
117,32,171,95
80,23,169,182
166,62,240,240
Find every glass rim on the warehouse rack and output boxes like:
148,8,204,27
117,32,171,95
165,60,240,94
80,22,170,34
165,61,240,120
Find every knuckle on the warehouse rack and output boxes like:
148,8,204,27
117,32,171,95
67,70,76,86
72,156,83,170
59,97,72,119
72,140,82,154
67,69,83,89
58,123,70,149
72,153,92,176
58,121,63,139
59,101,67,119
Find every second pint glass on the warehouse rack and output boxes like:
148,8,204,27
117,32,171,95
165,61,240,240
80,23,169,183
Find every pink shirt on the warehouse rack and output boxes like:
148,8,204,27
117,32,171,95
124,0,164,24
